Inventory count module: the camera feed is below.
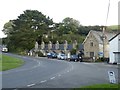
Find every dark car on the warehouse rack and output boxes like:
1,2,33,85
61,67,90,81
47,53,52,58
69,55,79,62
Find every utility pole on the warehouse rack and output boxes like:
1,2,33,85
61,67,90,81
102,27,106,58
102,0,110,58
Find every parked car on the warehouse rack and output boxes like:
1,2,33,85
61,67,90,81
47,53,52,58
57,54,67,60
60,54,67,60
51,53,57,58
69,55,80,62
2,47,8,53
47,52,57,58
57,53,62,59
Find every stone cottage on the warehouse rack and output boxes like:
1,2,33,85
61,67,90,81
82,30,115,59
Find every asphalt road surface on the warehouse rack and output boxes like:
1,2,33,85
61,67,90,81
2,53,118,89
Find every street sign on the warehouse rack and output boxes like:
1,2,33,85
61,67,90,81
108,71,116,84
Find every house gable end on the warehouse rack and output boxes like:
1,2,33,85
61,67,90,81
83,30,101,45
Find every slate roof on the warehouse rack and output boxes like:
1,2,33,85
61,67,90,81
109,33,120,42
91,30,115,44
83,30,116,44
59,44,64,50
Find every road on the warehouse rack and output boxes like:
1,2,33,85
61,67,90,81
2,53,118,89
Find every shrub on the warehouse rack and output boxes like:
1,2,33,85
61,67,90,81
70,48,77,55
38,51,44,57
97,57,109,62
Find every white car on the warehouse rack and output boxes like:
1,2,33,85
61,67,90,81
2,47,8,52
57,54,67,60
57,53,61,59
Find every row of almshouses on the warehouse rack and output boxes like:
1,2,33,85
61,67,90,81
83,30,120,64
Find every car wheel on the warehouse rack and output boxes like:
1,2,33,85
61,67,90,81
75,59,77,62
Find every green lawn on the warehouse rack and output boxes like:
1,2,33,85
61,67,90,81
0,54,24,71
73,84,119,90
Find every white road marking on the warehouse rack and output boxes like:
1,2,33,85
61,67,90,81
40,80,47,83
50,77,55,80
27,83,35,87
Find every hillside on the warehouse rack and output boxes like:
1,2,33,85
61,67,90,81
107,25,120,30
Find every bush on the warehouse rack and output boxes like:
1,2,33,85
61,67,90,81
70,48,77,55
95,59,103,62
97,57,109,62
38,51,44,57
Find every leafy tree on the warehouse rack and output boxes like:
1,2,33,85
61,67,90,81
78,26,90,35
56,17,80,35
78,25,104,35
2,21,14,46
2,10,53,53
2,20,14,35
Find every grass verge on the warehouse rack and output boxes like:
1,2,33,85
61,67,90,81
0,54,24,71
73,84,119,90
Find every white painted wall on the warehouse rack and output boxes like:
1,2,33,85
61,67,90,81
118,35,120,52
109,34,120,63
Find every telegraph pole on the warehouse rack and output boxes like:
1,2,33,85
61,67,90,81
103,0,110,58
102,27,106,58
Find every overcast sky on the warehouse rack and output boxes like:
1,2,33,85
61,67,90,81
0,0,119,38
